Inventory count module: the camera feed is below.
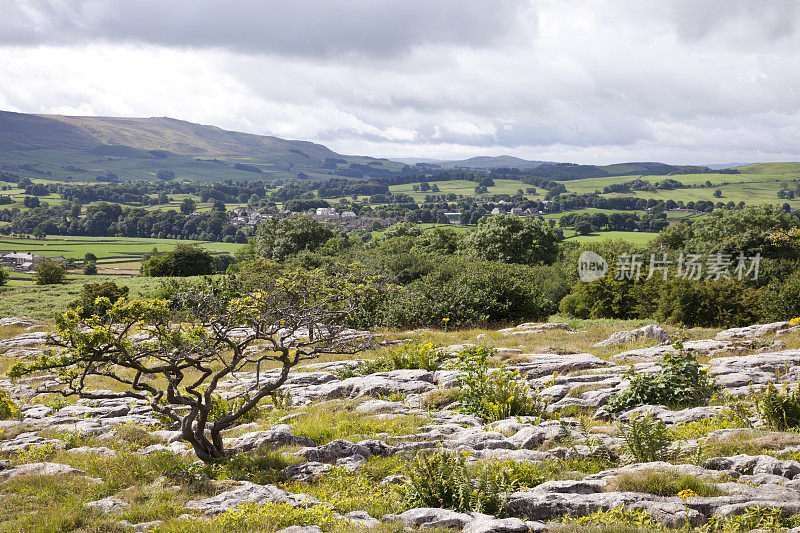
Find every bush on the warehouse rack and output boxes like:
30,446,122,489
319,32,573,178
140,244,214,277
383,258,566,328
404,451,547,514
757,383,800,430
358,342,444,373
456,347,547,422
69,281,129,318
460,215,560,265
34,258,66,285
82,262,97,275
0,267,8,286
0,388,19,420
619,414,673,463
605,339,715,413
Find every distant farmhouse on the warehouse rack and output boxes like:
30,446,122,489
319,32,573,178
0,252,67,272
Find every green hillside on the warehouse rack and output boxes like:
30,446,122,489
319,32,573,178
0,110,404,182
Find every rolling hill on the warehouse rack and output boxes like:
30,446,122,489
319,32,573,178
0,110,405,182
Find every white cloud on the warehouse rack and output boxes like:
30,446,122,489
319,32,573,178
0,0,799,164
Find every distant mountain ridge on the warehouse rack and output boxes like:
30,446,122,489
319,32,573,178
0,110,794,182
0,111,338,159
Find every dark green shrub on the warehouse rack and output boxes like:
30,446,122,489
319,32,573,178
70,281,129,318
605,339,715,413
0,266,8,286
757,383,800,430
34,258,66,285
140,244,213,277
82,262,97,275
383,258,565,328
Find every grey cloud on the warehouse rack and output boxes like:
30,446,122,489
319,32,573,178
0,0,530,57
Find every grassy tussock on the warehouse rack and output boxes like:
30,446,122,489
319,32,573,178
605,469,723,497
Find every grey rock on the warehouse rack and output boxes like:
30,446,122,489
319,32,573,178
0,331,50,348
716,322,792,340
704,454,800,479
344,511,381,527
381,474,409,485
0,462,87,481
283,462,333,482
85,496,129,514
594,325,671,347
66,446,117,457
388,507,475,529
446,431,515,451
463,517,528,533
0,317,38,327
225,429,315,452
185,481,320,515
0,432,63,453
301,439,372,463
509,353,610,379
507,425,567,449
274,527,322,533
117,520,164,532
298,369,434,401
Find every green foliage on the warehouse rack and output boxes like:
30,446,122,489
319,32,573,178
81,261,97,275
253,214,337,261
383,258,566,328
210,502,343,531
358,342,445,373
0,266,8,286
404,451,547,515
140,244,214,277
699,506,800,533
618,414,673,463
288,461,406,517
456,347,547,423
564,506,662,529
213,447,298,485
608,469,722,497
209,395,262,424
461,214,560,265
606,339,715,413
34,258,66,285
0,387,19,420
756,383,800,430
69,280,129,318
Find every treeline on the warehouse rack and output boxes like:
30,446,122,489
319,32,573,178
6,202,249,242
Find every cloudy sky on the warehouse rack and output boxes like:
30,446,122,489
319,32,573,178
1,0,799,164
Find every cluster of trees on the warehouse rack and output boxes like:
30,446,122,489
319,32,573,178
559,210,669,234
559,206,800,326
6,203,249,242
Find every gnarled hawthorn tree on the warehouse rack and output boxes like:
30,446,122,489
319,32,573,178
9,267,381,462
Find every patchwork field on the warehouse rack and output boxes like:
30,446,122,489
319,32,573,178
0,236,240,275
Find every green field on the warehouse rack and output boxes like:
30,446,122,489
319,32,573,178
566,230,658,245
0,275,211,319
0,236,240,275
557,171,800,208
389,179,535,202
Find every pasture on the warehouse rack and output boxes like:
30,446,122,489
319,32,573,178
0,236,240,275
